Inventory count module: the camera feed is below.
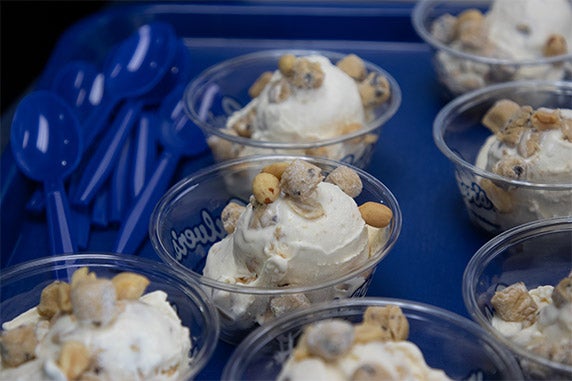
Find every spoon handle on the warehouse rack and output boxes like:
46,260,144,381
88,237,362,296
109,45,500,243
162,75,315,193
131,112,157,200
72,100,143,206
114,150,179,254
44,179,77,255
110,132,133,223
82,96,120,150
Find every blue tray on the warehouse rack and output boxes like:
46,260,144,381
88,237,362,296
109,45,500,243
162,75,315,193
0,2,495,380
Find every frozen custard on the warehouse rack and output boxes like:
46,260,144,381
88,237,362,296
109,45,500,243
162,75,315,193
276,305,451,381
207,53,393,162
491,272,572,366
203,159,393,330
475,99,572,229
430,0,572,94
0,268,191,381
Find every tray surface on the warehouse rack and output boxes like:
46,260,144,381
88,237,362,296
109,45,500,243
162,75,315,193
0,2,495,380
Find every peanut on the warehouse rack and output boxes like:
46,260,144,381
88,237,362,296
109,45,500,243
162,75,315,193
336,54,367,81
112,272,150,300
252,172,280,204
248,71,273,98
358,202,393,228
278,54,297,77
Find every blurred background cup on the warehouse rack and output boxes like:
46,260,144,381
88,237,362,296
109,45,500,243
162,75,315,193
463,217,572,380
222,297,524,380
433,80,572,235
0,253,220,380
183,49,401,169
412,0,572,99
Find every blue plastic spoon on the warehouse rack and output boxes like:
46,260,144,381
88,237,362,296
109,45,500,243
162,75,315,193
25,61,104,215
10,91,82,255
72,22,178,207
114,84,208,254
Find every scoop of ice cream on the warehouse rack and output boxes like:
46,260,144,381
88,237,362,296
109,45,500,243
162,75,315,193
486,0,572,60
202,160,393,328
429,0,572,94
205,181,370,287
0,269,191,381
226,55,365,142
276,306,452,381
477,105,572,184
474,101,572,228
207,53,392,165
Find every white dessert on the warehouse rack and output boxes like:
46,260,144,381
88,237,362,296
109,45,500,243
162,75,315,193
207,53,392,166
0,268,191,381
430,0,572,94
203,160,393,332
491,273,572,366
276,305,451,381
474,100,572,230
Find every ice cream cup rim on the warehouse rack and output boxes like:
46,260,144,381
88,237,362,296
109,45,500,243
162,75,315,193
412,0,572,66
183,48,402,149
433,79,572,190
0,252,221,380
150,154,402,295
462,216,572,374
223,296,524,380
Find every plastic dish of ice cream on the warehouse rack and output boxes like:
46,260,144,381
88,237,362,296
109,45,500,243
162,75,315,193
221,297,523,380
183,49,401,169
463,216,572,380
433,80,572,234
0,253,220,381
412,0,572,97
149,155,401,345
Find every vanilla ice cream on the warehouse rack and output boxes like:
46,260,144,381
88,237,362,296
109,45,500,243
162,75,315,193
474,100,572,230
207,53,392,166
0,268,191,381
276,305,451,381
202,160,393,332
491,273,572,366
429,0,572,94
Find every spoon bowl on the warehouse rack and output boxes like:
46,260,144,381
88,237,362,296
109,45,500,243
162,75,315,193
81,21,178,149
52,61,104,120
11,90,82,255
11,91,82,182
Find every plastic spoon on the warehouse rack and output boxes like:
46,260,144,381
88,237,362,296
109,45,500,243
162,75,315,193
10,91,82,255
25,61,104,214
114,84,208,254
71,22,178,207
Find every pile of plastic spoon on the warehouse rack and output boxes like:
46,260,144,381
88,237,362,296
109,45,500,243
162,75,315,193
10,21,209,255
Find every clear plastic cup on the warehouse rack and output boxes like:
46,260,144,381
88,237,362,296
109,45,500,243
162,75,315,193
222,297,524,380
149,155,402,344
433,80,572,234
0,253,220,380
183,49,401,169
412,0,572,98
463,217,572,380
